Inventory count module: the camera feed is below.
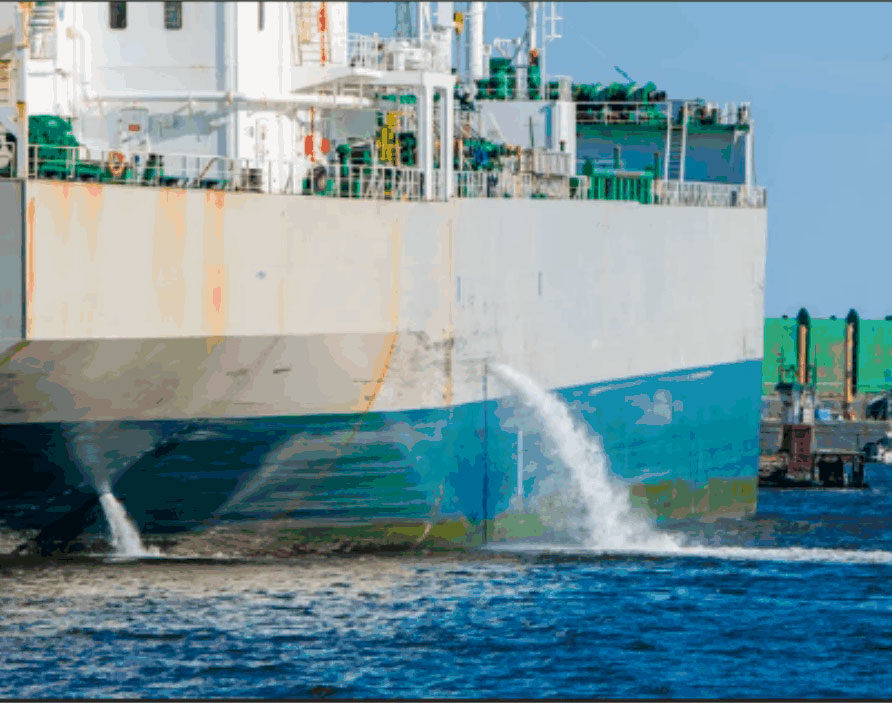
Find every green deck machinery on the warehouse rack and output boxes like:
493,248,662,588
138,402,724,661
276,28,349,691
29,115,102,180
476,57,516,101
455,138,508,171
26,114,158,182
579,158,654,204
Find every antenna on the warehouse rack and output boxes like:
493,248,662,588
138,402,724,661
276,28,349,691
614,65,635,84
541,2,562,89
542,2,561,44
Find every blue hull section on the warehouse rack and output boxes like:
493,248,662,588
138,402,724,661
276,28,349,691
0,360,761,535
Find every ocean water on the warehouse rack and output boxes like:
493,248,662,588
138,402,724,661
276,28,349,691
2,471,892,699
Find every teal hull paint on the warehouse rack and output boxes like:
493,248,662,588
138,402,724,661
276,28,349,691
0,359,761,536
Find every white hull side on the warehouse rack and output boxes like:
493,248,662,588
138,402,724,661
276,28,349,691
0,181,766,423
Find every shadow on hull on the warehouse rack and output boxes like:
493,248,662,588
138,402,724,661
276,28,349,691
14,491,101,556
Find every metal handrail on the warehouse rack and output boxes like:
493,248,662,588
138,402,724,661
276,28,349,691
653,180,766,208
10,143,766,207
301,162,424,201
575,101,671,126
453,170,571,200
25,143,264,190
347,33,448,73
575,100,749,127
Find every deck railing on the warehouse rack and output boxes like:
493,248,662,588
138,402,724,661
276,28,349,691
575,101,671,126
23,143,282,191
346,33,382,69
653,180,766,208
575,100,750,127
454,171,508,198
347,33,449,73
304,163,425,200
453,171,573,199
2,142,765,208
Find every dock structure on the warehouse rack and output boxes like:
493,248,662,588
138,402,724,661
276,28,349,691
759,423,867,488
759,383,869,488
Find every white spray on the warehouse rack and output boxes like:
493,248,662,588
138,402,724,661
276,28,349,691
98,492,159,558
491,363,680,551
491,363,892,564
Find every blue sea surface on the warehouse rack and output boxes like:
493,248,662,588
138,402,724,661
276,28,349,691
3,469,892,699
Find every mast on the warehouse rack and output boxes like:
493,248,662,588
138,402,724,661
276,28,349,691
467,2,486,81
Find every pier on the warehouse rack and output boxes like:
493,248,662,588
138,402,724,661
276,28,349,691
759,423,867,488
755,307,892,488
759,383,870,489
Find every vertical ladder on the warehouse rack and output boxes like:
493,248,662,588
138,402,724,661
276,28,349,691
0,61,11,104
292,2,328,66
664,102,688,181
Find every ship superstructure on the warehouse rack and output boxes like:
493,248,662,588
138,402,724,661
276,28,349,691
0,2,766,552
0,2,761,204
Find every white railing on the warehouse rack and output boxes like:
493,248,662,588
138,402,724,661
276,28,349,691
244,162,424,201
453,170,572,200
575,102,670,126
23,143,427,200
519,148,573,177
653,181,766,208
347,33,381,69
26,144,274,191
347,34,449,73
13,143,764,208
454,171,499,198
576,101,750,127
675,99,750,127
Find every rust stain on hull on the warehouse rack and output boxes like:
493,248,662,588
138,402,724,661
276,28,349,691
49,182,74,245
353,219,403,414
80,183,106,260
152,189,188,327
277,218,405,516
203,191,227,352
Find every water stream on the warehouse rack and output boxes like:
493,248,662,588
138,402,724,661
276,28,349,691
491,362,680,551
491,362,892,564
98,492,158,558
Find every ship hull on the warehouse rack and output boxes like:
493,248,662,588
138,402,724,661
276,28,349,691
0,179,766,548
0,357,760,546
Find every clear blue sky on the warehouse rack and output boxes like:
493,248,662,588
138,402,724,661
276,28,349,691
349,2,892,320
